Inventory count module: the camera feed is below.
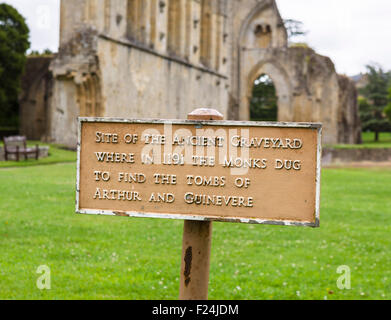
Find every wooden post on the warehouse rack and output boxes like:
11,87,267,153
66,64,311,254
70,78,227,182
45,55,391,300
179,108,223,300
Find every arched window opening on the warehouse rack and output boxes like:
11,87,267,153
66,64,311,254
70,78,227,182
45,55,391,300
85,0,97,23
200,0,212,67
167,0,181,55
254,24,263,35
104,0,111,32
215,11,222,70
127,0,147,43
254,23,272,49
250,74,278,121
150,0,157,47
138,0,148,42
84,81,92,116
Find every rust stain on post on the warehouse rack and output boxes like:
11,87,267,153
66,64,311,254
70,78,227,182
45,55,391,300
113,211,129,217
179,220,212,300
183,246,192,287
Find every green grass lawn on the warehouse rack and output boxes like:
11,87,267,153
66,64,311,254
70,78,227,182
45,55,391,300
330,132,391,149
0,141,76,168
0,162,390,300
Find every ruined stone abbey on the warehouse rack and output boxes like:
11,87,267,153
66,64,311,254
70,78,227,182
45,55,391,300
20,0,361,148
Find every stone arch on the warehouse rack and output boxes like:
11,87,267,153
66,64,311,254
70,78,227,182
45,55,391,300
85,0,97,23
126,0,138,40
184,0,192,59
77,74,103,117
253,24,272,49
19,57,53,141
214,0,225,71
150,0,158,46
237,1,289,121
104,0,111,32
21,74,50,140
241,60,292,121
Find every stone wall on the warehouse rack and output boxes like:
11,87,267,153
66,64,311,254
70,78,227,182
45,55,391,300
231,0,361,145
20,0,362,149
97,37,229,120
322,148,391,165
237,47,343,144
0,146,49,161
337,75,362,144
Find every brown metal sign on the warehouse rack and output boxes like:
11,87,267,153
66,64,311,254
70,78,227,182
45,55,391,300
76,118,322,227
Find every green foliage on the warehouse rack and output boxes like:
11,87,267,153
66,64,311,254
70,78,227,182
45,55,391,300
28,48,53,56
0,141,76,168
250,74,278,121
359,65,390,106
0,164,390,299
0,3,30,127
385,105,391,122
283,19,308,41
358,65,391,141
289,42,312,49
328,132,391,149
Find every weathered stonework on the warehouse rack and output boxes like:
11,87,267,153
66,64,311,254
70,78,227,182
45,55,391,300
20,0,361,148
322,148,391,165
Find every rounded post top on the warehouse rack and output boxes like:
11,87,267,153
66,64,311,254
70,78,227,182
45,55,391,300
187,108,224,121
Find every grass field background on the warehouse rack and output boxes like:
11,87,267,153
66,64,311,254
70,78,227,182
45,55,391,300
0,160,390,300
331,132,391,149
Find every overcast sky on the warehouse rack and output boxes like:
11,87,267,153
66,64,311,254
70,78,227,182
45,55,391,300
3,0,391,76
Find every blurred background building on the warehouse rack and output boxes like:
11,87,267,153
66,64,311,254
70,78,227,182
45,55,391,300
19,0,361,148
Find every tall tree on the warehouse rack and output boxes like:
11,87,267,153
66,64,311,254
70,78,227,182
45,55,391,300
385,87,391,122
0,3,30,127
283,19,307,41
28,48,53,56
359,64,391,141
